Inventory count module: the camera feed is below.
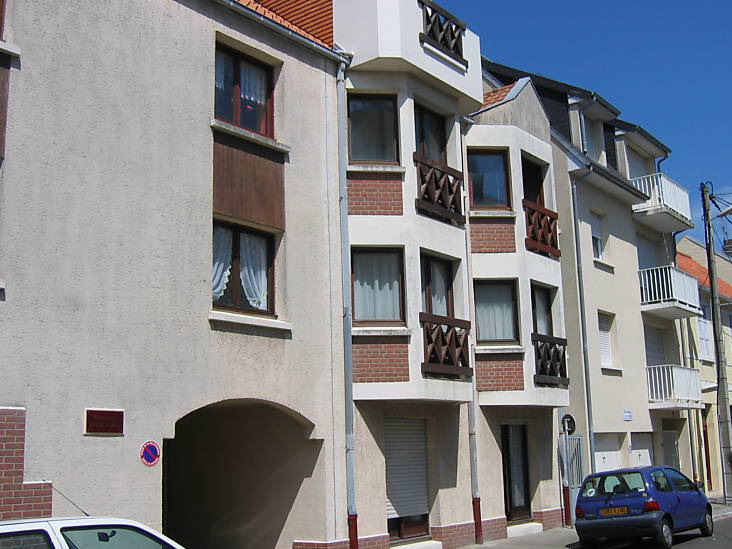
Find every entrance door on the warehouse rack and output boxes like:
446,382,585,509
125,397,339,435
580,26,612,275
663,430,681,470
385,419,429,540
502,424,531,522
644,325,666,366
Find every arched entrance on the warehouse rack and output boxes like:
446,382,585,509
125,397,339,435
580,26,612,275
163,399,323,549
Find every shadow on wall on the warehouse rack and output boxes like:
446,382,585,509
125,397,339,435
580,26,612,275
163,400,323,549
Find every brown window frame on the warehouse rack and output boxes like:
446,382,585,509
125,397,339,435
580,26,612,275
474,280,520,345
347,94,400,165
414,103,447,166
214,46,274,138
0,0,6,40
531,284,554,336
351,247,406,326
467,149,512,210
212,220,276,316
421,254,455,317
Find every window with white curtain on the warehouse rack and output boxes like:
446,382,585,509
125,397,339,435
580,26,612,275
590,212,605,260
598,312,614,368
474,281,518,343
421,255,453,317
212,222,273,313
352,249,403,322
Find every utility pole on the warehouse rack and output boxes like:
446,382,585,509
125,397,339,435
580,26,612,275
701,182,732,503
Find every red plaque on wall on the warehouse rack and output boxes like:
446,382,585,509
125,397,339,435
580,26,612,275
85,409,124,435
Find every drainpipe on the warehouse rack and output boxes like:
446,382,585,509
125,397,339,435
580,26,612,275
656,153,669,175
571,166,597,473
336,55,358,549
460,115,483,544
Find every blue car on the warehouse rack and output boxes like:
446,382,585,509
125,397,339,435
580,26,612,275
574,466,712,548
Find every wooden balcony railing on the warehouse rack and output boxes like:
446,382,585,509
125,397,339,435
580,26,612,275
414,152,465,225
420,312,472,377
523,199,560,258
531,333,568,387
418,0,467,66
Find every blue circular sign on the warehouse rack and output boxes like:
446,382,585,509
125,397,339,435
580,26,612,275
140,441,160,466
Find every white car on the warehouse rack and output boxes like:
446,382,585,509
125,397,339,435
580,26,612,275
0,517,186,549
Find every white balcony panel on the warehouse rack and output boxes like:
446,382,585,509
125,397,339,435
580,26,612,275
647,364,703,409
697,319,715,362
639,266,702,319
630,173,693,232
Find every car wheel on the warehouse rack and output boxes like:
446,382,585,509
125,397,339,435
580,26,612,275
700,509,713,537
578,537,597,549
655,519,673,549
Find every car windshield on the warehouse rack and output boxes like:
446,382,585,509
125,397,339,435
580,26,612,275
580,471,646,497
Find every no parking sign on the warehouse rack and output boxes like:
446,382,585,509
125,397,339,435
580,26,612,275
140,441,161,466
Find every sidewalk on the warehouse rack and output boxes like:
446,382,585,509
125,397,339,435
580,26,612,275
461,503,732,549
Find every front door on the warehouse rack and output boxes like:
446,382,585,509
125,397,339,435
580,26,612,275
502,424,531,522
663,430,681,470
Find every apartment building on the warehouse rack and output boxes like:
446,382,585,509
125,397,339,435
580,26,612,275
482,61,698,490
677,235,732,499
0,2,350,549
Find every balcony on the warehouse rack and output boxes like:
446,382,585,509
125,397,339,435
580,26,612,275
639,265,702,319
414,153,465,225
523,199,560,258
419,0,466,66
629,173,693,232
419,312,472,377
532,333,569,387
647,364,703,409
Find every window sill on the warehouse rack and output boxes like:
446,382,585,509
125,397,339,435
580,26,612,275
208,310,292,332
475,345,525,354
0,41,21,57
601,365,623,373
352,326,411,337
347,164,406,174
469,210,517,219
210,119,291,153
593,258,616,272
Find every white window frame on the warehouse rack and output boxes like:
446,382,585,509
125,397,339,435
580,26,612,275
598,311,618,370
590,212,605,261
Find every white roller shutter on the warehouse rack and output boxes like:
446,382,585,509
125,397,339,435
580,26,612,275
385,418,429,519
644,326,666,366
630,433,653,467
598,313,613,368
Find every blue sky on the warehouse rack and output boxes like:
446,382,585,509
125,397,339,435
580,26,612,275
439,0,731,246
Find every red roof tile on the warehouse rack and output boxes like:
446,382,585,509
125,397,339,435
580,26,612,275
677,252,732,300
234,0,332,49
482,82,516,107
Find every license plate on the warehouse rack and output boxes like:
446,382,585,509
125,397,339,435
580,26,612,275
600,506,628,516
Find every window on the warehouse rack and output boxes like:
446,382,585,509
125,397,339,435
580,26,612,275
415,104,447,165
598,312,614,368
348,95,399,163
212,222,274,314
62,526,174,549
474,281,518,343
421,255,453,317
531,285,553,336
467,150,510,208
215,48,272,136
352,249,404,323
590,212,604,260
0,531,53,549
651,470,672,492
580,472,645,497
664,468,696,492
522,155,546,206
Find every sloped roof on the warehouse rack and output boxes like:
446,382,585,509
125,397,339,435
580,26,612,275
678,252,732,300
234,0,332,48
482,82,515,107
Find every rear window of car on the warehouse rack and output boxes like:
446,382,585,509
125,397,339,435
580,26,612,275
580,471,646,497
0,530,54,549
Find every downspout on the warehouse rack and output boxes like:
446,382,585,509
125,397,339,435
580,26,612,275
336,55,358,549
571,165,597,473
656,153,669,175
460,115,483,544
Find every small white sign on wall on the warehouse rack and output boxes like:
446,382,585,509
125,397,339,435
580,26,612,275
623,409,633,421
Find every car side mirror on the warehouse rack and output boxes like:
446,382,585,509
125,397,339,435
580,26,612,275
696,481,705,491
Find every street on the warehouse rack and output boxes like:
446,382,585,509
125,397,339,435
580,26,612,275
476,515,732,549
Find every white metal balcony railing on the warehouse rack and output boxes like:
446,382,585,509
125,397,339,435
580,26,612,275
629,173,692,221
639,265,701,311
697,318,715,362
647,364,702,408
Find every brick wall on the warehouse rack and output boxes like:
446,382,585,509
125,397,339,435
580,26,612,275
293,534,389,549
475,353,524,391
347,173,403,216
0,408,52,520
469,217,516,253
482,517,508,540
352,336,409,383
533,508,563,531
431,521,475,549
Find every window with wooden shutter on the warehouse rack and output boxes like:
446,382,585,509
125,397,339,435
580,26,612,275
598,312,614,369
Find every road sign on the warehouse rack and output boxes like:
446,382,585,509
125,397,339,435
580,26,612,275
561,414,576,435
140,441,160,466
